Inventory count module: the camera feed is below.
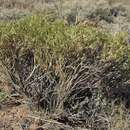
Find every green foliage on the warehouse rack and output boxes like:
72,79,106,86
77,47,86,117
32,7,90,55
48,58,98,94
0,91,8,103
0,15,129,67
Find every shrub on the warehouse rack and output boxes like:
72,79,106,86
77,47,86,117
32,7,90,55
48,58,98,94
0,15,130,129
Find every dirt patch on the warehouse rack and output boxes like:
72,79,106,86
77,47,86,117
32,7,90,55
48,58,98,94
0,84,38,130
0,103,31,130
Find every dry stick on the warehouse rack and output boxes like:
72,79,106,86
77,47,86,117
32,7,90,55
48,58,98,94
29,115,91,130
25,65,39,82
28,115,69,126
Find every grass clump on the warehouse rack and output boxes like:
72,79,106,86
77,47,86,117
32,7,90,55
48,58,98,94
0,15,130,129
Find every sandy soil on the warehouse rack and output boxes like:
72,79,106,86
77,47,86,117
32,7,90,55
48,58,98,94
0,104,30,130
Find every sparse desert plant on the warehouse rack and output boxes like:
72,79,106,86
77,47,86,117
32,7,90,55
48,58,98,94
0,15,130,129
